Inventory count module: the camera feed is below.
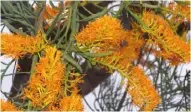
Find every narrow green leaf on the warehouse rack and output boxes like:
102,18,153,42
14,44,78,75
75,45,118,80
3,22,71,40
78,8,108,22
30,54,38,74
2,20,27,36
63,53,83,73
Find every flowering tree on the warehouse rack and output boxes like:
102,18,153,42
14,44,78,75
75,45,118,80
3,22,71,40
0,1,190,111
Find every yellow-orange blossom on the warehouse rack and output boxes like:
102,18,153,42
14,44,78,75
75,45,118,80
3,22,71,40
128,67,160,111
76,15,160,111
76,15,144,72
0,99,18,111
1,33,45,59
141,11,190,65
23,46,65,108
1,32,83,110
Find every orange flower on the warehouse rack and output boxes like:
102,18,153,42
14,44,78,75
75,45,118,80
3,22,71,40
128,66,161,111
47,73,84,111
34,4,60,29
59,93,83,111
141,11,190,65
170,2,190,23
76,15,144,73
76,15,127,53
96,31,143,74
47,93,83,111
43,5,62,29
1,99,18,111
68,73,84,93
1,33,45,59
23,46,65,108
43,5,59,20
159,35,190,65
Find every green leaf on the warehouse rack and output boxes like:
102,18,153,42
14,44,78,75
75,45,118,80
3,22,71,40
78,8,108,22
2,20,27,36
63,53,83,73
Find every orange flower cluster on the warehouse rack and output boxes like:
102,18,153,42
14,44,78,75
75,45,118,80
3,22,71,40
42,5,60,29
48,93,83,111
34,4,61,29
0,99,18,111
68,73,84,93
76,15,128,52
59,93,83,111
141,11,190,65
96,35,143,73
1,24,83,111
76,15,144,73
1,33,45,59
168,2,190,23
47,73,84,111
1,32,83,110
23,46,83,110
43,5,59,20
128,67,160,111
23,46,65,108
76,15,160,111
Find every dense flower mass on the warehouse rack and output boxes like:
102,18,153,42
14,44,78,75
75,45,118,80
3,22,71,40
75,13,161,111
76,15,144,73
168,2,190,23
47,73,84,111
140,11,190,65
96,31,143,74
76,15,128,52
23,46,65,109
1,33,45,59
59,93,83,111
128,66,161,111
0,99,18,111
48,93,83,111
